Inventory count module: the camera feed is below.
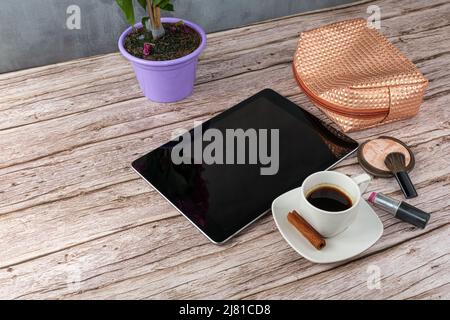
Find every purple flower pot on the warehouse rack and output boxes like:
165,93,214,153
118,18,207,103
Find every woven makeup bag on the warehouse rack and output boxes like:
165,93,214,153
293,19,428,132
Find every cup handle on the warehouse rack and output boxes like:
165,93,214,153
352,173,372,194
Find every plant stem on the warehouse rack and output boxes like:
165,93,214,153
146,0,156,28
146,0,165,39
154,7,161,29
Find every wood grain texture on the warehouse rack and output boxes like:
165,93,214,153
0,0,449,299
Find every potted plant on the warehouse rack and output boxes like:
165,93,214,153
116,0,206,102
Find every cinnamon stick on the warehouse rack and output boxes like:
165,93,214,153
287,210,326,250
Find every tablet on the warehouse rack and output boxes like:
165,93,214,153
132,89,358,244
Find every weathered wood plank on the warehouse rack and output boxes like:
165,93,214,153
0,172,448,299
0,0,448,131
242,225,450,299
1,11,449,168
1,51,448,212
0,66,448,269
0,25,449,201
1,47,448,266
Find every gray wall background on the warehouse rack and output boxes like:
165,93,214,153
0,0,355,73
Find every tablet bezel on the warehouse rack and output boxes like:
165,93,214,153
131,89,359,244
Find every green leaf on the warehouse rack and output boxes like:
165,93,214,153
137,0,147,10
141,17,150,30
160,3,174,11
174,20,184,27
153,0,174,11
115,0,135,26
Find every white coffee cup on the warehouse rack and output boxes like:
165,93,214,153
299,171,371,238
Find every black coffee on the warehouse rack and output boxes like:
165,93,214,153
306,185,353,212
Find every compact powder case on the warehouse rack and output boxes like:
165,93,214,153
357,136,415,178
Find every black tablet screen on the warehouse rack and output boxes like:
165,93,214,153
132,89,358,243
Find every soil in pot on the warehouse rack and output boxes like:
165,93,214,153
124,22,201,61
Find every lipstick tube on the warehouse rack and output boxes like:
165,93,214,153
368,192,430,229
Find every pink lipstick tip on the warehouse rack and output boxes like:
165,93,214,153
368,192,377,203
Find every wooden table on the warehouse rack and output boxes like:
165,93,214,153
0,0,449,299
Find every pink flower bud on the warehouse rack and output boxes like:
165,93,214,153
143,43,152,56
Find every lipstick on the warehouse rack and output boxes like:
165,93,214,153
368,192,430,229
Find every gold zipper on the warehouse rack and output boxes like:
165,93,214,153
292,64,388,118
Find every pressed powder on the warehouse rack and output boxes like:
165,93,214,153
362,138,411,171
357,136,415,178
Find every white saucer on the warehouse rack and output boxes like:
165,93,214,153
272,186,383,264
